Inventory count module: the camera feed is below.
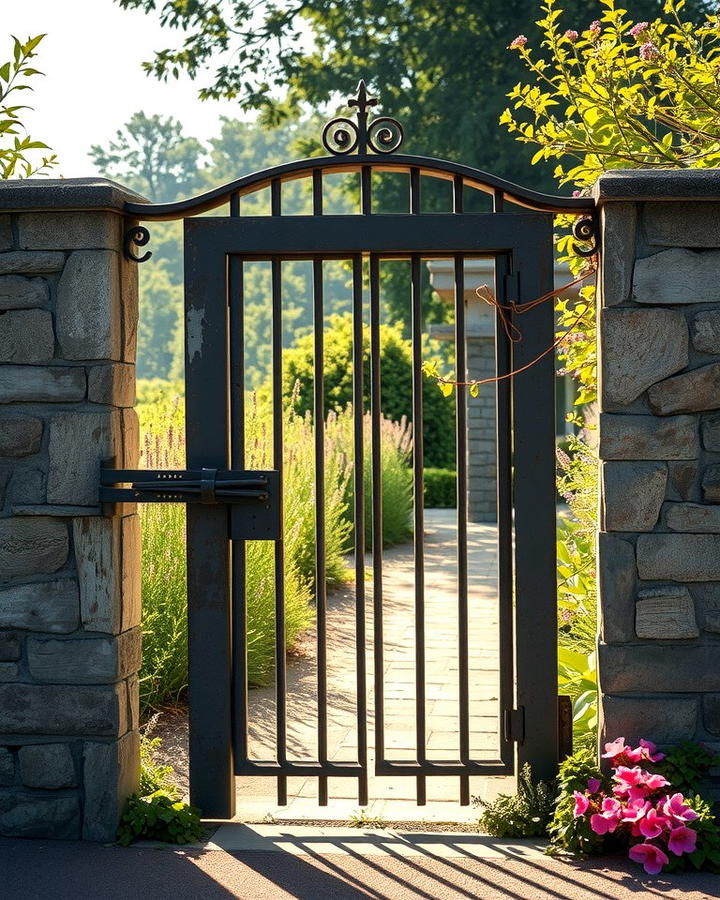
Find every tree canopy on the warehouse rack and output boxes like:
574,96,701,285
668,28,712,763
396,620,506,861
115,0,700,188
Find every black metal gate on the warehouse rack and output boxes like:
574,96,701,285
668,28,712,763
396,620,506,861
107,81,597,819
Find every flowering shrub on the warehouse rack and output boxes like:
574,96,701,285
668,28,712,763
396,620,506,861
564,737,720,874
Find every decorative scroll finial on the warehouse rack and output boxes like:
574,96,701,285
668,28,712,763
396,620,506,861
124,224,152,263
322,79,404,156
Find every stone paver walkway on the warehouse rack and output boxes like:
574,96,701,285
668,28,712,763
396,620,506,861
235,509,511,820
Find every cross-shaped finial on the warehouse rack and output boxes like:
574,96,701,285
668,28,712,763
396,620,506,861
321,79,404,156
348,80,378,118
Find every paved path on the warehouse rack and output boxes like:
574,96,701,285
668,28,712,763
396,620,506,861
2,832,719,900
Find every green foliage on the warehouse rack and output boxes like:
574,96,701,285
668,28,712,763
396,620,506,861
547,749,607,856
557,645,597,752
139,731,176,797
657,741,717,797
423,468,456,509
474,764,555,838
0,34,56,179
668,794,720,874
284,313,456,470
117,791,203,846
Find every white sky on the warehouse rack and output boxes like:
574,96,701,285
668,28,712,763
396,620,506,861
2,0,247,177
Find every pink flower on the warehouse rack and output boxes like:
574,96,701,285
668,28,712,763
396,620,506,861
602,737,629,762
565,29,579,42
510,35,528,49
662,794,699,825
572,189,581,198
639,739,665,763
622,798,650,824
587,777,602,794
573,791,590,817
614,766,646,788
668,825,697,856
588,20,602,36
629,22,649,38
629,842,669,875
590,813,617,835
643,773,670,791
639,808,668,840
640,41,657,61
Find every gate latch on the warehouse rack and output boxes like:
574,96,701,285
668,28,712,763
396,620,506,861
100,467,277,505
503,707,525,743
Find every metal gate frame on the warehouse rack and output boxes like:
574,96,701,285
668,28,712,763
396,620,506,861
107,80,598,819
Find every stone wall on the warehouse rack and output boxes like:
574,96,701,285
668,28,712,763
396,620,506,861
596,171,720,792
0,180,143,839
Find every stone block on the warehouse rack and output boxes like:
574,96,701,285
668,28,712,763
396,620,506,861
645,201,720,248
601,695,698,746
0,518,68,579
601,308,688,407
633,248,720,304
0,683,127,736
18,744,76,789
9,469,45,505
0,664,18,681
88,363,135,407
648,364,720,416
0,634,20,662
18,211,122,251
600,203,636,306
83,731,139,842
598,533,636,643
0,580,79,632
121,516,141,631
73,517,121,633
599,413,698,461
703,464,720,502
0,275,49,310
12,504,100,517
704,695,720,736
0,793,81,840
666,502,720,533
667,461,699,501
121,256,139,363
692,310,720,355
0,251,65,275
122,407,140,469
0,416,42,458
599,642,720,692
636,585,699,639
126,674,139,732
637,533,720,581
56,250,121,360
702,412,720,451
0,309,54,363
0,749,13,786
27,628,141,684
47,411,120,506
0,216,11,252
602,461,666,531
0,365,85,403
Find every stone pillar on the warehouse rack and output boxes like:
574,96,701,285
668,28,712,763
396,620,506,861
0,179,143,840
596,171,720,791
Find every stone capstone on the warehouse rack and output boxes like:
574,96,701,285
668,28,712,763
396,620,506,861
27,628,141,685
648,364,720,416
602,461,667,532
601,308,688,407
0,793,80,840
635,585,699,640
0,683,127,736
597,533,637,643
0,366,85,403
601,695,698,746
693,310,720,355
56,249,120,360
18,744,76,789
83,732,139,842
0,580,79,633
0,275,49,310
47,411,119,506
703,465,720,502
633,247,720,304
637,533,720,581
666,502,720,533
599,413,698,461
0,251,65,276
0,518,68,579
0,309,54,363
0,634,20,662
0,749,13,786
0,416,42,457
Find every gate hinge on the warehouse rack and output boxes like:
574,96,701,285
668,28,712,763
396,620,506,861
504,272,519,305
503,707,525,743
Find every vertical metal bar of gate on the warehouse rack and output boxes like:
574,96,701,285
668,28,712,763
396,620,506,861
512,219,558,780
184,228,234,818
